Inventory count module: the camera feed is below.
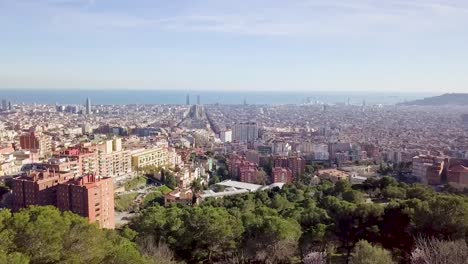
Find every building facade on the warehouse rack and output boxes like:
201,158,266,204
57,147,98,177
87,138,132,179
131,147,168,169
12,172,115,229
57,175,115,229
11,170,75,211
220,129,232,143
412,155,443,184
233,122,258,143
19,132,52,159
239,167,259,184
272,167,293,184
274,156,305,178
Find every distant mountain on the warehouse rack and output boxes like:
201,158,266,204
398,93,468,106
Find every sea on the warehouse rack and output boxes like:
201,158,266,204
0,89,437,105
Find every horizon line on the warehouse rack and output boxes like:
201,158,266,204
0,88,446,95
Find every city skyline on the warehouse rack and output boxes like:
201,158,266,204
1,0,468,93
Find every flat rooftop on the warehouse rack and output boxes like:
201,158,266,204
215,180,262,192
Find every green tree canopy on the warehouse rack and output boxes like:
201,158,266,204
351,240,394,264
0,206,147,264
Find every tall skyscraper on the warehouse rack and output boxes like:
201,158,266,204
85,98,92,115
197,95,200,105
1,99,7,110
186,94,190,105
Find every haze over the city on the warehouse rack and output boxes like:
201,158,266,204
2,2,468,263
1,0,468,93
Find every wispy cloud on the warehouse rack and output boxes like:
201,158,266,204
3,0,468,37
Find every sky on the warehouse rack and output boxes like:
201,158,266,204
1,0,468,93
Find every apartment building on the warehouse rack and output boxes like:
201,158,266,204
86,138,131,179
57,175,115,229
274,156,306,178
232,122,258,143
56,147,98,176
11,170,75,211
412,155,444,184
131,147,168,169
19,132,52,159
272,167,293,184
12,171,115,229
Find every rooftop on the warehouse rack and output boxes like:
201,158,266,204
216,180,262,192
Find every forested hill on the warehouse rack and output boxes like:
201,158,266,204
398,93,468,106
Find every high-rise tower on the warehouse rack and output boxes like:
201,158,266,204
1,99,7,110
85,98,92,115
186,94,190,105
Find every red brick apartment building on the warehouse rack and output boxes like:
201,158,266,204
12,171,115,229
19,132,52,158
272,167,293,184
274,156,306,178
57,175,115,229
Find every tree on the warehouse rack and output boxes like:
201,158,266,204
351,240,394,264
0,206,147,264
133,205,243,262
382,185,406,200
190,178,204,204
185,207,244,261
411,195,468,240
137,236,178,264
243,213,302,263
271,194,293,212
261,159,274,177
298,224,328,255
0,252,29,264
303,251,327,264
12,206,76,263
379,176,398,189
163,172,177,189
209,175,220,185
322,197,384,262
411,237,468,264
305,165,316,174
405,185,432,200
333,180,352,196
377,203,414,262
254,169,269,185
342,190,365,204
129,180,468,263
216,166,229,180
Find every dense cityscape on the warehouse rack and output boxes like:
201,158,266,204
0,94,467,263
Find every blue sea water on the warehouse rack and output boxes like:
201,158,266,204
0,89,436,105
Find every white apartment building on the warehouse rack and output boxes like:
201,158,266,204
233,122,258,143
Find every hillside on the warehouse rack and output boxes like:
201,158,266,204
399,93,468,106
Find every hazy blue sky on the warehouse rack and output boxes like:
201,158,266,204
1,0,468,92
